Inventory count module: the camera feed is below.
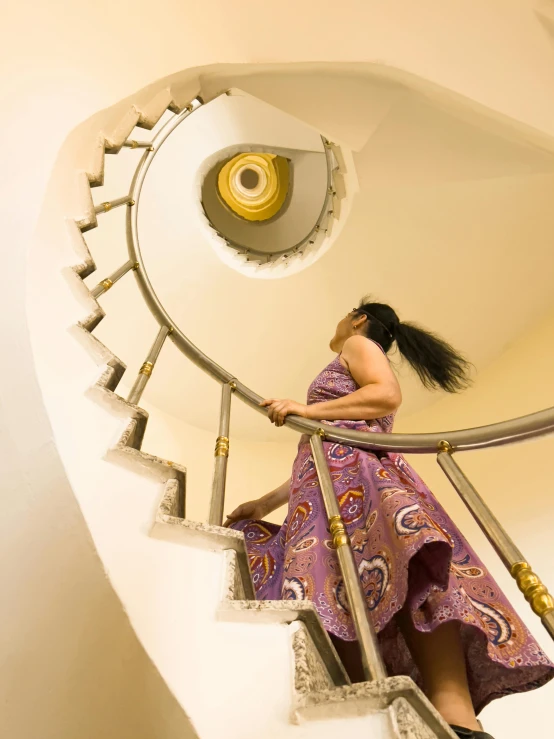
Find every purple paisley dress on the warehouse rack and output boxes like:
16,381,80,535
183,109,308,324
232,353,554,712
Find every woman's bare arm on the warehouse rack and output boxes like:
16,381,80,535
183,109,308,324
263,336,402,426
306,335,402,420
223,478,291,526
258,478,291,513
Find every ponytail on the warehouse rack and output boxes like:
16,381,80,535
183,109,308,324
394,321,471,392
355,298,471,393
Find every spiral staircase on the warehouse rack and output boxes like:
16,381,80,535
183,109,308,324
56,80,469,739
22,51,554,739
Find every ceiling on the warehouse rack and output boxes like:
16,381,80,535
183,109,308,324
86,70,554,443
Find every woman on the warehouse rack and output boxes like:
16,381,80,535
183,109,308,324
225,299,554,739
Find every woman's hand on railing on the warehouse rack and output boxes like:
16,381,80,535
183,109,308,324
261,398,308,427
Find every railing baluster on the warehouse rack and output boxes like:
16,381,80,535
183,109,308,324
123,140,154,150
95,195,135,215
310,431,387,681
127,325,171,406
437,441,554,639
209,381,236,526
91,259,138,298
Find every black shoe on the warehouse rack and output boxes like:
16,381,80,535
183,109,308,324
449,725,495,739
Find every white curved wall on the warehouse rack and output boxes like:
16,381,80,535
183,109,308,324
0,130,198,739
5,0,554,735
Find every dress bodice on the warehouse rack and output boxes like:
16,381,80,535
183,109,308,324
306,354,395,433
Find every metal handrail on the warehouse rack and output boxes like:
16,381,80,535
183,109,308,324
437,442,554,639
311,432,387,681
127,325,171,405
91,258,138,299
209,380,236,526
95,195,135,214
123,97,554,455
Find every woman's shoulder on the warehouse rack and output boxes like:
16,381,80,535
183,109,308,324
342,334,386,357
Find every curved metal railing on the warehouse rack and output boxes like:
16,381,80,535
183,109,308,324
88,93,554,682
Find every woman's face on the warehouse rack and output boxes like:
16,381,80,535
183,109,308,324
330,310,359,352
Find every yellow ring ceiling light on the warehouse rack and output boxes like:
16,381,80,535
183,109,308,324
217,152,289,221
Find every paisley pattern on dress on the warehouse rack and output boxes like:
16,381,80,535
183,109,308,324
359,553,390,610
232,352,554,712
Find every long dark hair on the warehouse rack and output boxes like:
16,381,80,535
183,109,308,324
354,298,471,393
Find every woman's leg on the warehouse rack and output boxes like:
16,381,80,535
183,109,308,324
396,608,481,731
331,612,481,731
